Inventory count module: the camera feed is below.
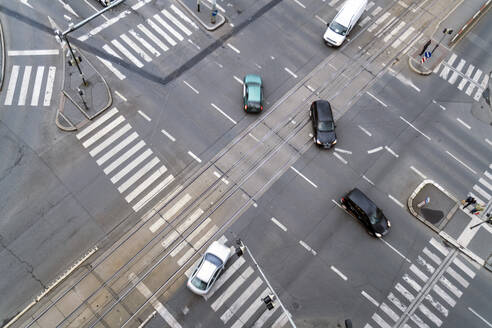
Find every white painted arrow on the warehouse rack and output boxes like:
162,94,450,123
58,0,79,17
19,0,33,8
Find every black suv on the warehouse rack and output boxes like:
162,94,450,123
341,188,391,237
310,100,337,148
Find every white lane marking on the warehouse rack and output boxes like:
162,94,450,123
111,39,144,68
366,92,387,107
129,272,182,328
371,6,383,16
410,166,427,179
392,26,415,48
147,18,177,47
372,313,391,328
233,75,244,84
410,313,430,328
388,292,406,312
403,273,422,292
453,257,476,278
292,0,306,8
153,13,183,41
188,151,202,163
191,223,218,252
439,276,462,297
104,140,145,174
82,115,125,148
97,132,138,165
362,175,374,185
8,49,59,56
458,64,475,90
138,24,169,52
400,116,431,141
211,266,254,311
368,146,383,154
465,69,482,95
211,103,237,124
429,238,449,256
161,129,176,142
332,199,343,209
77,108,118,139
388,194,404,207
448,59,466,84
129,29,160,57
133,175,175,212
175,208,204,235
410,264,429,282
381,239,411,262
149,193,191,233
18,65,32,106
214,171,230,185
361,290,379,306
272,314,289,328
231,289,270,328
334,152,348,164
474,183,491,200
456,117,471,129
204,256,247,300
445,151,477,174
358,125,372,136
271,217,287,231
221,277,263,323
89,124,132,157
111,148,153,183
475,73,489,100
290,166,318,188
118,157,162,193
115,90,127,101
390,69,420,92
183,80,199,94
138,110,152,121
381,302,399,322
468,308,492,327
227,43,241,54
98,55,126,80
359,16,371,28
334,148,352,154
433,284,456,307
383,21,405,43
120,33,152,62
306,84,315,92
439,53,457,79
395,282,415,302
251,304,279,328
43,66,56,106
171,5,199,30
417,255,435,274
419,304,443,326
423,247,442,265
385,146,399,158
161,231,180,250
284,67,298,78
315,15,327,24
479,177,492,192
299,240,317,255
446,267,469,288
439,104,446,110
31,66,44,106
162,9,192,36
176,218,210,253
425,294,448,317
328,0,340,6
330,265,347,281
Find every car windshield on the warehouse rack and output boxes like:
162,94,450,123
191,277,207,290
329,21,348,36
205,253,223,266
317,121,334,132
368,208,383,225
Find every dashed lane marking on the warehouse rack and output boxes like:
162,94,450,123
271,217,287,231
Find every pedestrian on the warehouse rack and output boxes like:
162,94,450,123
470,204,484,214
462,196,476,209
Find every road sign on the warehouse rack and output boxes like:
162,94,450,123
212,9,218,16
424,51,432,58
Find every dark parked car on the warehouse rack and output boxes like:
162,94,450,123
341,188,391,237
310,100,337,148
243,74,264,113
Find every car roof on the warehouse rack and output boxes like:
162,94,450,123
244,74,262,85
314,101,333,121
196,260,217,282
335,0,365,26
347,188,377,215
206,241,230,263
247,84,261,102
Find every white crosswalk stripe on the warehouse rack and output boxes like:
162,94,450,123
148,18,177,46
211,266,254,311
220,276,263,323
129,29,161,57
138,24,170,52
3,65,57,107
439,53,457,79
231,288,270,328
204,256,246,300
120,33,153,62
153,14,183,41
424,293,449,317
457,64,474,90
162,9,192,36
447,59,465,84
111,39,144,68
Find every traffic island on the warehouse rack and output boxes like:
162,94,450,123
175,0,226,31
56,45,112,131
408,180,492,271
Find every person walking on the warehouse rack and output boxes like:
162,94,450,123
463,196,476,209
470,203,484,215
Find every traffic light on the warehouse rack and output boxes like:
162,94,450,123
263,294,276,310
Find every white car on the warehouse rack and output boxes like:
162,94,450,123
187,241,232,295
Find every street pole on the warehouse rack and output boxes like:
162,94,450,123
469,216,492,229
430,28,453,55
197,0,200,12
211,0,216,24
65,34,88,86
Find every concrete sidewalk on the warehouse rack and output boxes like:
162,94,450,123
176,0,226,31
408,180,492,271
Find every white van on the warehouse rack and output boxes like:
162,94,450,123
323,0,367,47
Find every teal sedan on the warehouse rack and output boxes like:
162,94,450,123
243,74,263,113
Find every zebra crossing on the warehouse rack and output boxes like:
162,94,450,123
76,107,176,212
363,237,479,328
96,4,198,80
2,65,56,107
468,163,492,211
433,53,490,102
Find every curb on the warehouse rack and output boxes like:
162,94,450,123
408,57,433,76
175,0,226,31
449,0,492,47
0,18,5,92
408,180,489,270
